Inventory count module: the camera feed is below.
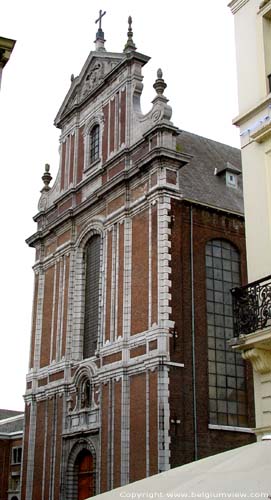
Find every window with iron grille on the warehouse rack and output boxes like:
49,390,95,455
90,125,100,164
83,235,101,358
205,239,248,427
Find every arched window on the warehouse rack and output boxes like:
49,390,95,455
90,125,100,164
205,239,248,427
83,234,101,358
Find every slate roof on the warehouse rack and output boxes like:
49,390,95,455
0,409,23,421
0,410,24,434
176,130,243,215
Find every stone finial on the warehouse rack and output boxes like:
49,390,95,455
123,16,137,52
153,68,167,96
70,73,74,82
41,163,52,192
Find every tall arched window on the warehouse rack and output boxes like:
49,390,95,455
205,239,248,427
84,235,101,358
90,125,100,164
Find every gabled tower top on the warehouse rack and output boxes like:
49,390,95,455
94,9,106,51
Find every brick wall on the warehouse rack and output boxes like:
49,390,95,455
131,210,149,335
130,373,146,482
0,439,10,500
169,200,255,467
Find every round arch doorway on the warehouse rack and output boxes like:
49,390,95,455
76,449,95,500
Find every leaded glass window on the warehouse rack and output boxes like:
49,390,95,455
206,239,248,427
90,125,100,164
84,235,101,358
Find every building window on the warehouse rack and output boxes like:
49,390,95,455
90,125,100,164
206,239,248,427
84,234,101,358
9,474,20,492
226,172,237,188
11,447,22,465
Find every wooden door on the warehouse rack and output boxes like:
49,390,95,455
78,451,95,500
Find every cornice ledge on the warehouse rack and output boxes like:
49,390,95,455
228,0,250,14
258,0,271,13
250,121,271,143
233,94,271,126
242,347,271,374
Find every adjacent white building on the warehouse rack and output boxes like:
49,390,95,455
229,0,271,439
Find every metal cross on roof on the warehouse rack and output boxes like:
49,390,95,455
95,9,106,30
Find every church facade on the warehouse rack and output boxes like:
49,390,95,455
20,16,255,500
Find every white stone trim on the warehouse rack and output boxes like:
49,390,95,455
158,365,170,472
56,257,65,362
208,424,254,433
35,271,45,369
65,134,70,190
110,379,114,489
0,431,23,439
228,0,250,14
74,126,79,185
110,226,117,342
25,401,37,500
41,399,48,499
123,217,132,343
146,370,150,477
103,230,109,346
121,374,129,485
66,251,75,360
114,224,120,340
148,205,152,329
50,262,57,363
157,196,173,332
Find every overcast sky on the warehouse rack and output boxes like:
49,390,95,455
0,0,240,411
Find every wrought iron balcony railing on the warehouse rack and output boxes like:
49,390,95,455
232,274,271,337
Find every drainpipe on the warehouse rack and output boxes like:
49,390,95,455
190,206,198,460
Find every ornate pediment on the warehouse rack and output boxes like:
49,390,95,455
80,59,105,98
54,53,123,127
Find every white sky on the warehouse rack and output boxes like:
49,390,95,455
0,0,240,411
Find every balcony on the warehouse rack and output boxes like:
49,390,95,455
232,275,271,338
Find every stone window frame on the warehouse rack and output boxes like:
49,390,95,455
83,113,104,172
90,124,100,164
72,219,105,361
64,438,97,500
